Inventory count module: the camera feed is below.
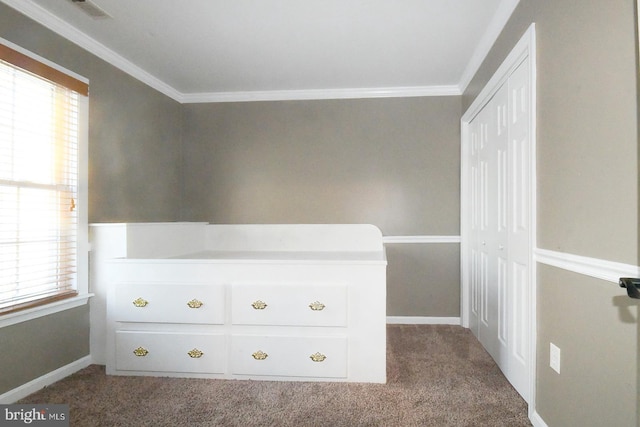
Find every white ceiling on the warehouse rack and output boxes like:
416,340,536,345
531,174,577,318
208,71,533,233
2,0,519,102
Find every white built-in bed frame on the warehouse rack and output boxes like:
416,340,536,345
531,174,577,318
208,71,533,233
90,223,387,383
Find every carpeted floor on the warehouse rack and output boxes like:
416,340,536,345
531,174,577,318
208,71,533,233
19,325,531,426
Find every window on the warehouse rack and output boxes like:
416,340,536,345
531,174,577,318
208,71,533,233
0,41,89,315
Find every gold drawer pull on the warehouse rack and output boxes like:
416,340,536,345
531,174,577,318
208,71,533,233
187,348,204,358
251,300,268,310
187,299,203,309
133,347,149,357
310,352,327,362
309,301,325,311
252,350,268,360
132,297,148,307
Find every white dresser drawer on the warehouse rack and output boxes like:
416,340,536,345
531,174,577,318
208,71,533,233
113,283,225,324
231,283,347,326
231,335,347,378
115,331,226,373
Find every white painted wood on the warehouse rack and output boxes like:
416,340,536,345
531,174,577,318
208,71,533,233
530,411,551,427
461,24,536,405
230,335,348,378
231,283,347,327
503,57,533,398
382,235,461,244
0,294,92,329
115,331,226,373
205,224,383,252
113,283,225,324
535,248,640,283
182,86,462,103
475,96,500,360
98,223,386,383
124,222,208,258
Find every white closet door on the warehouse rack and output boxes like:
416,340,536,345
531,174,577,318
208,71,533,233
466,57,532,402
476,93,500,362
504,58,531,400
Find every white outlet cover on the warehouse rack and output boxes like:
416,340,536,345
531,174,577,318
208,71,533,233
550,342,561,374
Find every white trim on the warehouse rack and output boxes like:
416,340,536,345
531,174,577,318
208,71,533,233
386,316,461,325
529,411,550,427
462,24,535,123
180,85,460,103
0,36,88,84
382,235,461,244
4,0,536,103
0,355,92,404
0,294,93,329
460,24,536,410
535,248,640,284
0,0,459,103
0,0,182,102
458,0,521,93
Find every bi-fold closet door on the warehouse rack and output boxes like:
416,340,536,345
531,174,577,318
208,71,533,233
468,57,532,402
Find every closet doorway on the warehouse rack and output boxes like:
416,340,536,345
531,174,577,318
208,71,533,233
461,25,536,405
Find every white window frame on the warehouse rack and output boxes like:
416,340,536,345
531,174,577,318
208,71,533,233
0,37,91,329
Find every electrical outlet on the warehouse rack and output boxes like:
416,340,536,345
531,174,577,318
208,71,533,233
550,343,561,374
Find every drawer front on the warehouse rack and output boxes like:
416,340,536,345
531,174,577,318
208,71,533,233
231,283,347,326
115,331,226,373
113,283,224,324
231,335,347,378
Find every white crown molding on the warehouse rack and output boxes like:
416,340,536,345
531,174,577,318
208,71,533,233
535,248,640,284
382,235,461,244
1,0,461,104
458,0,521,93
1,0,183,102
2,0,513,103
0,36,89,83
179,85,461,103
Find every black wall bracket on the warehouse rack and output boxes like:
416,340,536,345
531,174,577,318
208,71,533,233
619,278,640,299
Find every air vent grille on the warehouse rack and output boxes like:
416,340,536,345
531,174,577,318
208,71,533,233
70,0,111,19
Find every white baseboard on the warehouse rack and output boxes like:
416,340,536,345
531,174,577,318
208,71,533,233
387,316,461,325
0,355,93,404
529,410,549,427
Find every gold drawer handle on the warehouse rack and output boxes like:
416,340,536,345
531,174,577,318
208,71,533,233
133,347,149,357
187,348,204,358
251,300,268,310
132,297,148,308
310,352,327,362
187,299,204,309
252,350,268,360
309,301,325,311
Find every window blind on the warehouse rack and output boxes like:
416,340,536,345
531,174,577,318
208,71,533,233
0,47,84,313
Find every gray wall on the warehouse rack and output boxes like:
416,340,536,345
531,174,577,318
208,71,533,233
182,98,462,316
0,307,89,393
0,3,183,395
464,0,639,425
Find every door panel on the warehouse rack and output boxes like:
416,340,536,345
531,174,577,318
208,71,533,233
466,57,532,402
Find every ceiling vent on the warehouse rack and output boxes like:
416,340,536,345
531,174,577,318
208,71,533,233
70,0,111,19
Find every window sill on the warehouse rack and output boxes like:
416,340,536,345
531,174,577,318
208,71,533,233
0,293,94,329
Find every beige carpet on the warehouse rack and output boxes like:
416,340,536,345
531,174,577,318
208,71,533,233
19,325,531,426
